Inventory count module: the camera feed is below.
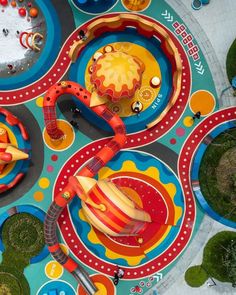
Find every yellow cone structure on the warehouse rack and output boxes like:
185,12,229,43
75,176,151,236
0,144,29,165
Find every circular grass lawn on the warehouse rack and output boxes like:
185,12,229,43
0,266,30,295
185,231,236,287
2,212,44,258
226,39,236,83
199,127,236,222
0,212,45,294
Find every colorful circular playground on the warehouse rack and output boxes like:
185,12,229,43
0,0,235,295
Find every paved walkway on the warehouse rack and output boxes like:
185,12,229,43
170,0,236,108
147,1,236,294
185,0,236,108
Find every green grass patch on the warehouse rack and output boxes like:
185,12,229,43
2,212,45,258
199,127,236,221
202,231,236,283
185,266,208,287
185,231,236,288
0,212,45,294
0,266,30,295
226,39,236,83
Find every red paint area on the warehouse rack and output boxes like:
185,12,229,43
110,177,168,247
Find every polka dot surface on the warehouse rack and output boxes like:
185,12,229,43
51,154,58,161
47,165,54,173
170,138,176,145
38,177,50,189
183,116,194,127
33,191,44,202
36,97,44,107
176,127,185,137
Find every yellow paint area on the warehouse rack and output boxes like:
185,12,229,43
36,96,44,107
43,120,75,151
183,116,194,127
0,123,18,179
96,51,143,92
122,0,151,11
79,209,146,266
45,261,63,279
94,283,108,295
189,90,216,116
85,42,161,117
38,177,50,189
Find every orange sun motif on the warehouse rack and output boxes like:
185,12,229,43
91,51,145,102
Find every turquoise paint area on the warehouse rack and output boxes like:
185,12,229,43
70,28,172,133
0,0,61,90
69,150,184,266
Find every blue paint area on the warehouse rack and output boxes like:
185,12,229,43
69,151,184,266
71,0,118,14
0,205,49,263
0,114,31,186
70,28,172,133
191,121,236,228
232,76,236,89
0,0,61,90
38,280,75,295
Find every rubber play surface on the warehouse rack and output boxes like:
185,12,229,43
0,1,234,295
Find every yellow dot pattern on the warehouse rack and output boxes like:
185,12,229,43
45,261,63,279
36,97,44,108
183,116,194,127
38,177,50,189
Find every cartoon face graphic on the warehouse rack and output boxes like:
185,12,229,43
62,191,71,200
0,128,6,136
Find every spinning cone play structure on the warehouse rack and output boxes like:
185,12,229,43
70,176,151,236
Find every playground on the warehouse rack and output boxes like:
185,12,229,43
0,0,235,295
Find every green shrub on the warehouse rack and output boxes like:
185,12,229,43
202,231,236,282
185,266,208,287
0,266,30,295
226,39,236,83
2,212,45,258
0,212,45,295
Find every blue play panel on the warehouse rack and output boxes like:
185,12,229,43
71,0,118,14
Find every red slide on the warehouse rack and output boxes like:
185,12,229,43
43,81,127,295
